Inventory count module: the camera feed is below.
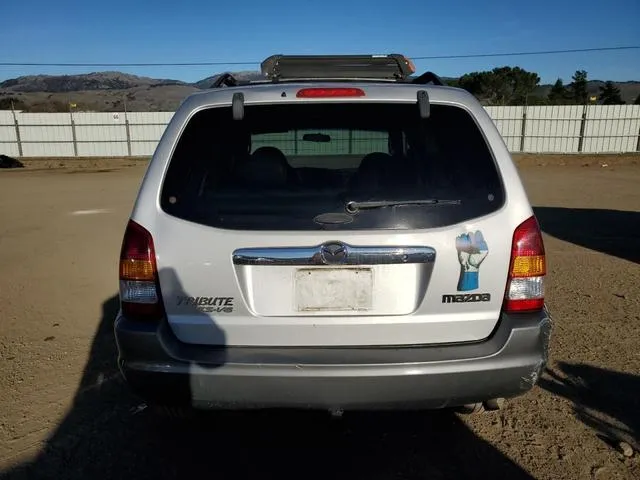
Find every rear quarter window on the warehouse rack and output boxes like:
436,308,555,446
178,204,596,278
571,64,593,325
160,102,504,230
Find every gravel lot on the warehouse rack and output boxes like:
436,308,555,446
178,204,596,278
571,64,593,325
0,157,639,479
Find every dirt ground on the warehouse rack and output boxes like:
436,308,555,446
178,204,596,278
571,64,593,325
13,152,640,170
0,157,639,479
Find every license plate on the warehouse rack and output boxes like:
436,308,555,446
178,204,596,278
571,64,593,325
295,268,373,312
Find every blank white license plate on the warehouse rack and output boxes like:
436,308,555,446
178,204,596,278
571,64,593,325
295,268,373,312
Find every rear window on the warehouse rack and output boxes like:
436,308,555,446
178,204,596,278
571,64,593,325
161,102,504,230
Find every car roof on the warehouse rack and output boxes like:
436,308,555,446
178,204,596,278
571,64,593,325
180,81,478,111
178,54,480,110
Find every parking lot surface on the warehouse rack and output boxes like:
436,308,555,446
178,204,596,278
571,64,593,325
0,158,639,479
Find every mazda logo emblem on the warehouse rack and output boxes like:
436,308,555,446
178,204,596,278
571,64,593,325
320,242,348,265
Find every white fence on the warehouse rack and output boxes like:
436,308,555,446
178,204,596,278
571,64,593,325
1,105,639,157
0,111,174,158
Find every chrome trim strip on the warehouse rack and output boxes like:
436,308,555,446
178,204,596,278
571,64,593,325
233,244,436,266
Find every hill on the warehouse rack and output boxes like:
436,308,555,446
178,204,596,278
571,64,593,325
0,72,201,112
0,71,189,92
1,71,638,112
192,71,264,89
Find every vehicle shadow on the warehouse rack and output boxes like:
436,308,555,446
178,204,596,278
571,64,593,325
2,293,534,480
534,207,640,263
539,362,640,452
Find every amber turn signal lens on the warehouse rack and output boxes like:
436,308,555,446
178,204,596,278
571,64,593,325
510,255,546,277
120,259,155,281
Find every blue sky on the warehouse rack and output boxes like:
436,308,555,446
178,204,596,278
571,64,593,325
1,0,639,84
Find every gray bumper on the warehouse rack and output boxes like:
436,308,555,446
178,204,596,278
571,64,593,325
115,310,551,410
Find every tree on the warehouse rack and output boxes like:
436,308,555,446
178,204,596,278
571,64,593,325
526,95,548,106
548,78,568,104
634,93,640,105
458,66,540,105
458,71,492,101
444,78,460,88
508,67,541,105
569,70,588,104
598,81,624,105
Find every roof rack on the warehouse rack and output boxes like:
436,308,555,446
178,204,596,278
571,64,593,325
209,54,445,88
261,54,415,81
411,71,445,86
210,72,240,88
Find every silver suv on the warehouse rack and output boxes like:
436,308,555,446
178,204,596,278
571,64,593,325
115,54,551,414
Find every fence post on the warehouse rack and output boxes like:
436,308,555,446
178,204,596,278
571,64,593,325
636,122,640,152
520,105,527,152
577,104,588,153
11,105,23,157
69,110,78,157
124,113,132,157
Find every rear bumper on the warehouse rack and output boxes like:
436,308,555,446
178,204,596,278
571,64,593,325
115,310,551,410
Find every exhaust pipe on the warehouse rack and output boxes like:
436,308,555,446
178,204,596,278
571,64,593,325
483,398,505,411
458,398,505,414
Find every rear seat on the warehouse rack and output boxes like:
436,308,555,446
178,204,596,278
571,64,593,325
349,152,421,192
233,146,298,189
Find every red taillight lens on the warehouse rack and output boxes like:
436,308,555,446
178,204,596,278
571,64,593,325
119,221,156,281
119,220,164,320
511,216,546,259
504,216,546,313
296,88,365,98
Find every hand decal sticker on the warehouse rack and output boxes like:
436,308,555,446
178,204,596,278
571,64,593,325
456,231,489,291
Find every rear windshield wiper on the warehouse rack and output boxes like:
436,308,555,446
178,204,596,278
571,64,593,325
345,198,461,213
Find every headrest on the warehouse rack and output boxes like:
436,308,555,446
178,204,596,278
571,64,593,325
236,146,290,188
349,152,392,190
359,152,392,170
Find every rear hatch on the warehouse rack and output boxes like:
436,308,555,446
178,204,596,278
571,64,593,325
152,95,513,347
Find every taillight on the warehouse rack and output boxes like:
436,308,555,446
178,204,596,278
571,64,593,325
119,220,164,320
504,216,546,313
296,88,365,98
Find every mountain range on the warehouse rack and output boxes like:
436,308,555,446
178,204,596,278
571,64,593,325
1,71,638,112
